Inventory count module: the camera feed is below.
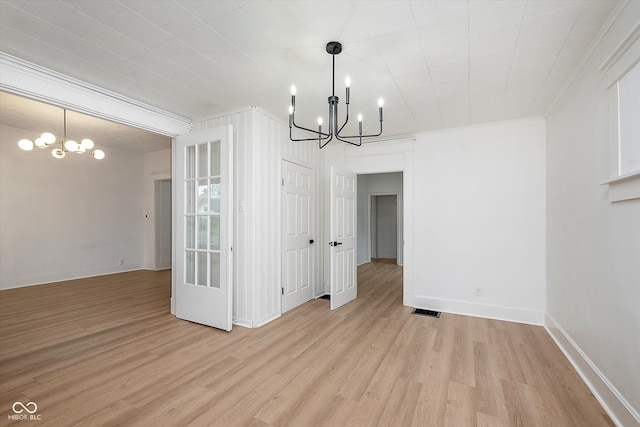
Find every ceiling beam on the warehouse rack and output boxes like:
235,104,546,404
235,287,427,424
0,52,193,137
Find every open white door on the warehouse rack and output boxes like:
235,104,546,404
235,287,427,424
330,167,357,310
175,125,233,331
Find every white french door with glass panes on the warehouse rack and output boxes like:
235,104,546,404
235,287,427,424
175,125,233,331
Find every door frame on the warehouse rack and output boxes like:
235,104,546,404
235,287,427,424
345,139,414,307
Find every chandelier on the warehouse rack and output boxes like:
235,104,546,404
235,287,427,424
17,109,105,160
288,41,384,149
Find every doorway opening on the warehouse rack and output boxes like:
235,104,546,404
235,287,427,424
370,194,398,262
356,172,403,267
154,179,172,270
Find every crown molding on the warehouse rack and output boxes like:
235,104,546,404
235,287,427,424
0,52,193,137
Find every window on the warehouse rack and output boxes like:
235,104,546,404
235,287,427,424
601,25,640,201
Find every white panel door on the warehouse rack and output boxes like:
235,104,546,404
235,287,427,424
330,167,357,310
175,125,233,331
282,161,314,313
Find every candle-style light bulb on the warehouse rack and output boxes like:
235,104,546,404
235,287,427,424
317,117,323,126
288,105,294,128
357,114,363,135
290,85,296,110
378,98,384,122
345,76,351,104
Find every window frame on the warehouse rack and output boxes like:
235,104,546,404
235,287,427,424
600,23,640,202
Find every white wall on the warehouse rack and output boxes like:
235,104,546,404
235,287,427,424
412,118,546,324
335,122,545,323
544,1,640,424
0,124,145,289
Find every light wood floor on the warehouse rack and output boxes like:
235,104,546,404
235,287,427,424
0,261,613,426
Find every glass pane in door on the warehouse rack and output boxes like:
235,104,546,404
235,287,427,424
197,179,209,213
186,216,195,249
209,178,220,214
210,140,221,176
209,216,220,250
185,250,195,284
197,143,208,178
186,181,195,214
197,216,208,250
210,252,220,288
197,251,207,286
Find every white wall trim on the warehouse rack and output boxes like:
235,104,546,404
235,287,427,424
171,139,177,316
545,313,640,427
344,139,415,307
233,318,253,328
0,52,192,136
414,295,545,325
2,265,144,290
254,313,281,329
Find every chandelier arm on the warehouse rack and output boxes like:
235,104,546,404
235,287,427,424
335,134,362,146
289,127,331,142
291,121,331,137
338,121,383,139
319,134,334,149
291,114,331,136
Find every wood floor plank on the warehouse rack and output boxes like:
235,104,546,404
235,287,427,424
0,263,614,426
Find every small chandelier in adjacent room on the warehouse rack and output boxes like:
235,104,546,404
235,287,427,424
17,109,105,160
288,41,384,149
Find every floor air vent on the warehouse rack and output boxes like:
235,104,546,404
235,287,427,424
412,308,441,318
319,294,330,300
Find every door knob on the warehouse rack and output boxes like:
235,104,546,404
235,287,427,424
329,241,343,246
309,239,315,244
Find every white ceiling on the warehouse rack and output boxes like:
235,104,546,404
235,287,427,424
0,0,619,144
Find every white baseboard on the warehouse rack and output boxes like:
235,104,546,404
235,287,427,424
545,314,640,427
232,317,253,328
413,295,545,325
253,313,281,328
0,264,144,290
